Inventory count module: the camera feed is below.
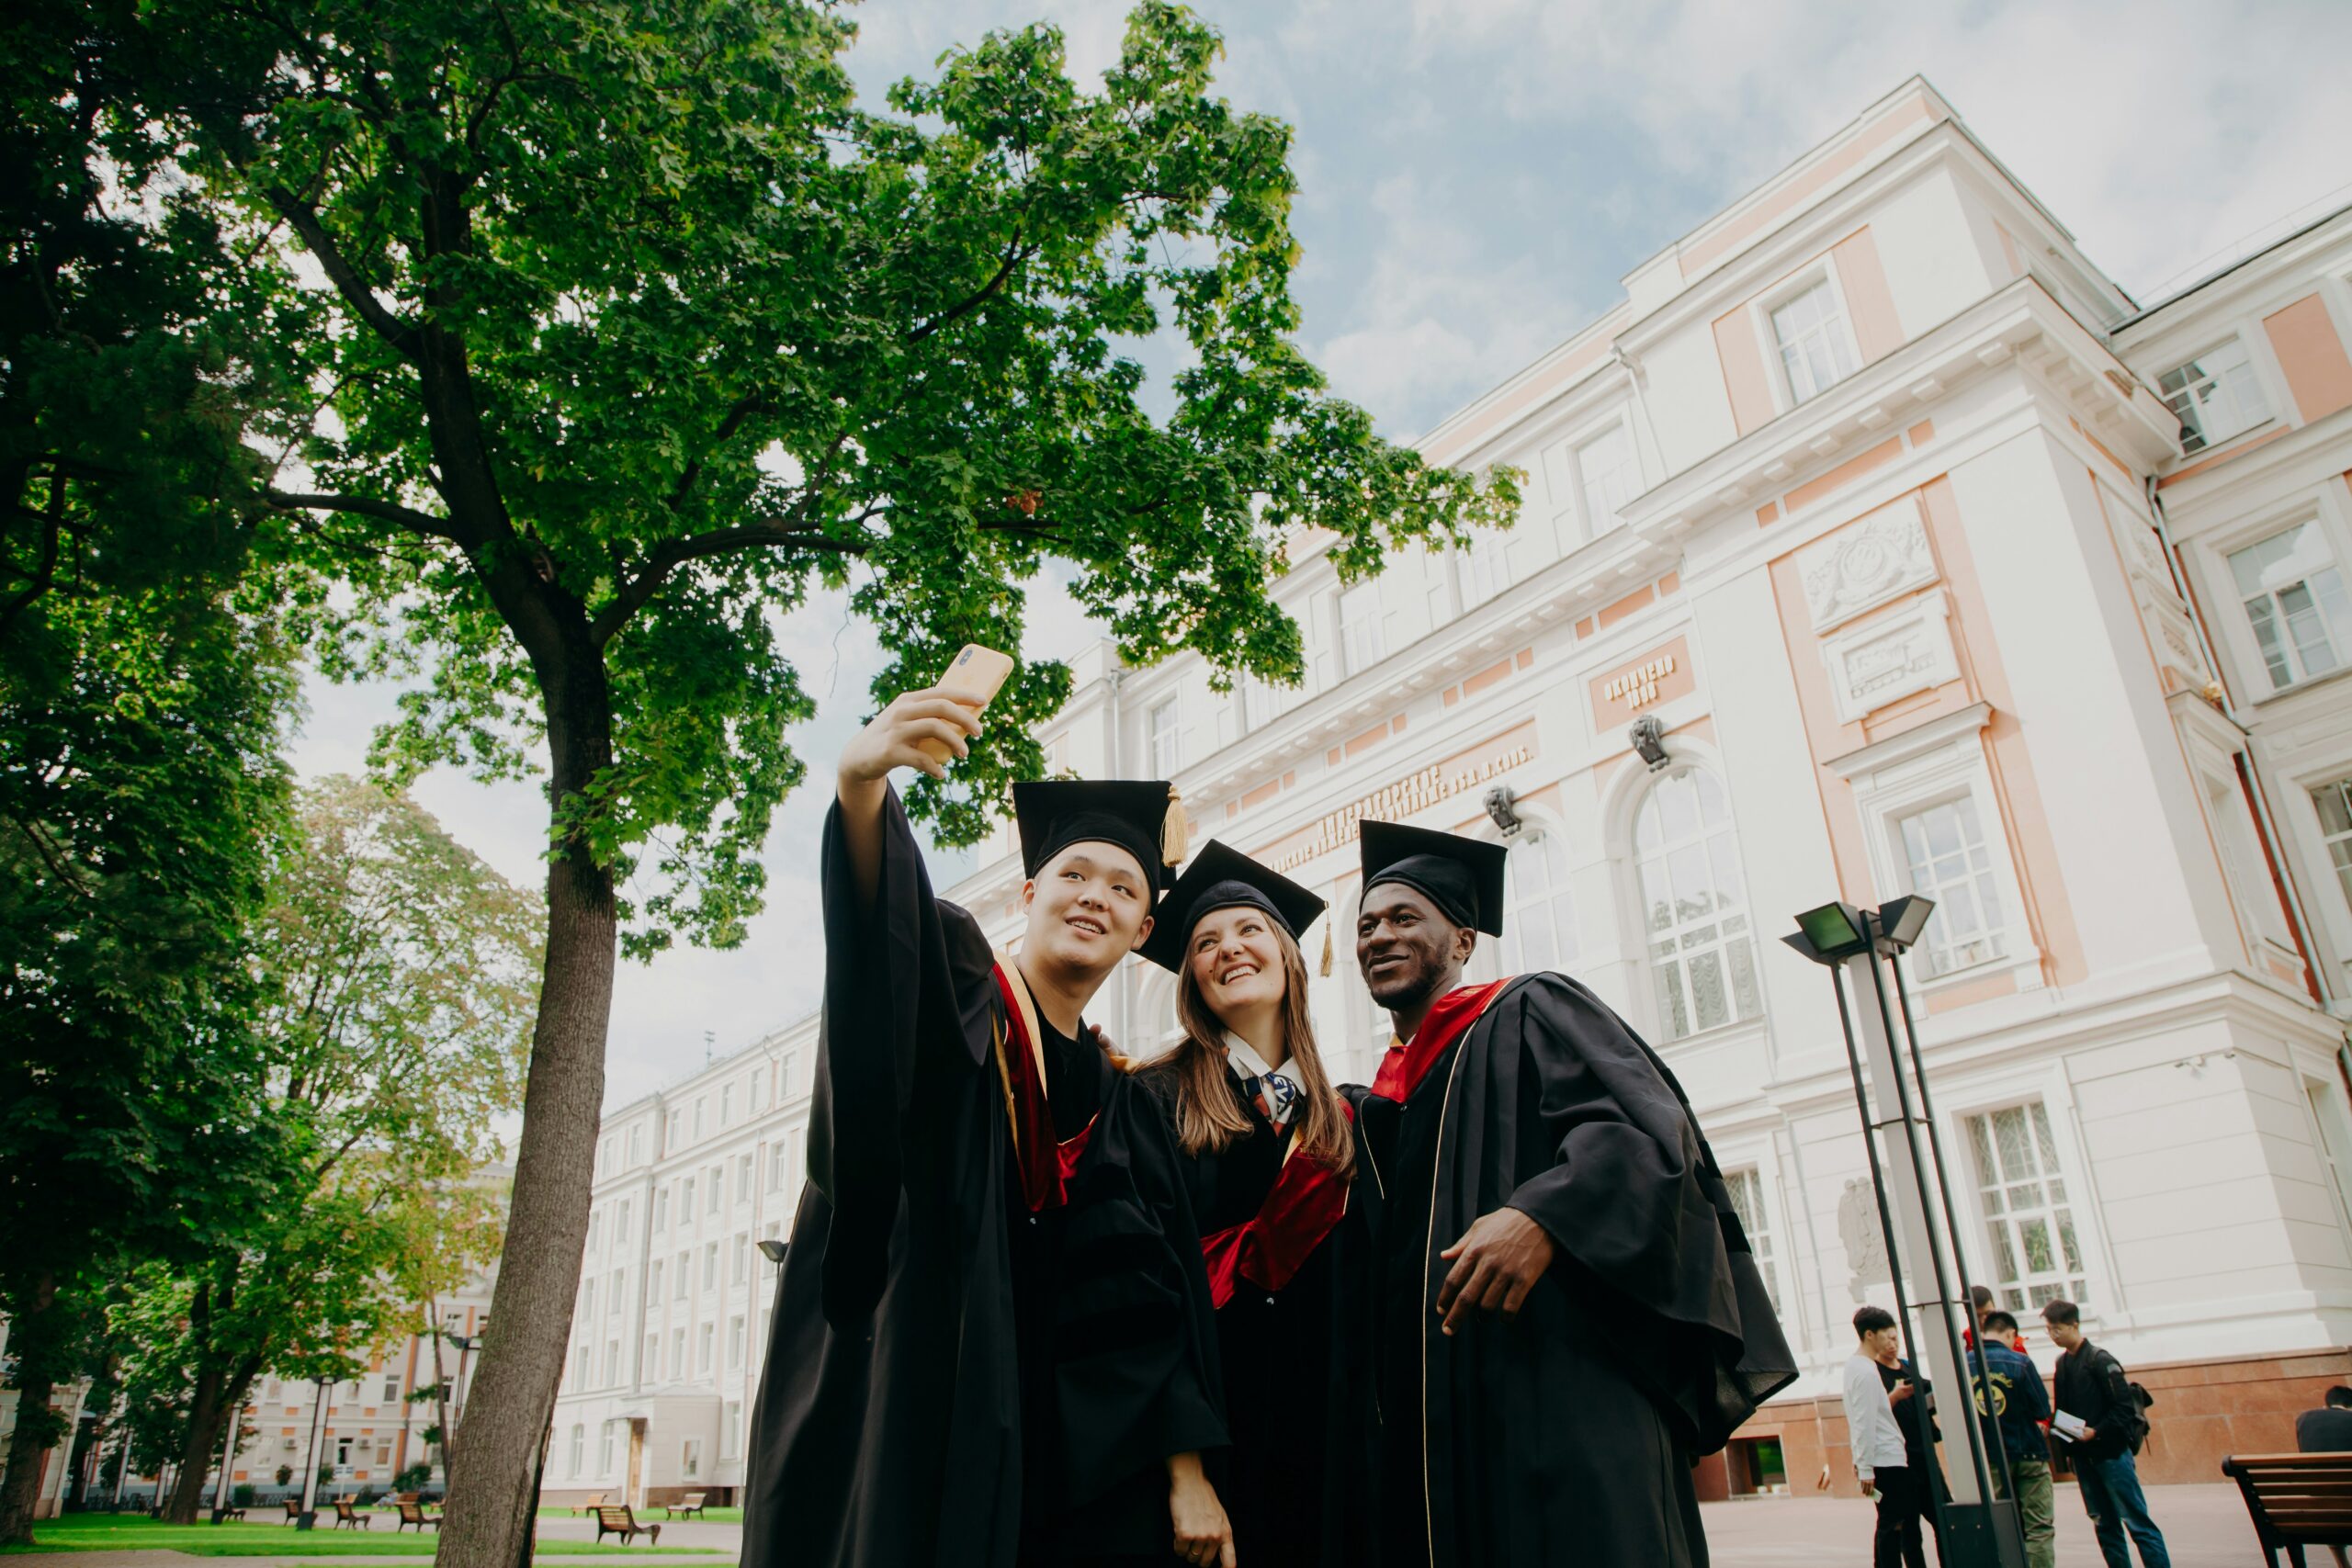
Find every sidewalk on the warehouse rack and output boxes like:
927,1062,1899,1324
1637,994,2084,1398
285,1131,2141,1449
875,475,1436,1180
1703,1482,2252,1566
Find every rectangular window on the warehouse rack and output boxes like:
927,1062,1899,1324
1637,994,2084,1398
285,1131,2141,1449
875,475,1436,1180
1896,797,2007,978
769,1141,788,1192
682,1177,695,1216
572,1344,591,1386
627,1124,642,1167
1456,527,1511,606
696,1323,714,1375
720,1085,732,1125
1966,1101,2088,1312
580,1279,595,1322
381,1372,401,1401
1575,422,1641,538
732,1235,749,1286
586,1213,601,1255
681,1438,701,1479
728,1315,746,1370
606,1268,623,1313
640,1332,656,1382
2204,764,2292,949
652,1188,667,1233
568,1425,583,1478
667,1110,682,1150
2313,778,2352,915
737,1154,753,1203
752,1068,768,1113
1338,582,1385,677
671,1327,684,1376
1770,276,1859,405
615,1199,630,1242
694,1098,706,1138
1723,1168,1781,1314
707,1168,723,1213
673,1250,688,1299
2230,523,2352,691
703,1243,718,1290
600,1424,615,1474
2160,337,2270,455
1148,696,1182,776
723,1400,743,1461
603,1339,619,1386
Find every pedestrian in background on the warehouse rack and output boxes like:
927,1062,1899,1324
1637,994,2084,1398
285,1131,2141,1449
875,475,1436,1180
1969,1309,2053,1568
2042,1299,2169,1568
1844,1305,1931,1568
2296,1385,2352,1452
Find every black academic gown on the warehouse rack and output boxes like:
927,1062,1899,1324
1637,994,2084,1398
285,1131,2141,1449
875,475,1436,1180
741,788,1227,1568
1135,1067,1377,1568
1353,973,1797,1568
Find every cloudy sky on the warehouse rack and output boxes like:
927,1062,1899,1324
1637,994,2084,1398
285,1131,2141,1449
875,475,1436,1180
286,0,2352,1111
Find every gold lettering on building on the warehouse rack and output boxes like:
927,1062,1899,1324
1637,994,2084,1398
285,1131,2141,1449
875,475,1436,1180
1600,653,1677,712
1264,741,1532,874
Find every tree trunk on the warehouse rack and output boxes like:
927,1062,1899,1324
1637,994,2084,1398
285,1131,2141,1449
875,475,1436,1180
0,1271,62,1546
435,667,616,1568
164,1361,231,1524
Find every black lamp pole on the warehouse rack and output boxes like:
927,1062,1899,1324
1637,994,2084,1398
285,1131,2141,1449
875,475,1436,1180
1788,900,2024,1568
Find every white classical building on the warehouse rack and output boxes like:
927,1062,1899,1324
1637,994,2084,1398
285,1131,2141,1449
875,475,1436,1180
560,77,2352,1505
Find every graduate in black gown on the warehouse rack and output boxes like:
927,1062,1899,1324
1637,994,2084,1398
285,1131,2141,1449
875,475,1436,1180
1349,821,1798,1568
1130,843,1376,1568
741,685,1232,1568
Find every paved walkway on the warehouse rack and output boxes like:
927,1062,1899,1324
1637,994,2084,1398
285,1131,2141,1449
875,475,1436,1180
1703,1481,2254,1566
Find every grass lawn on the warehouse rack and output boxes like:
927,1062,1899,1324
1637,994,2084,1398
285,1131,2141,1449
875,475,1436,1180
0,1515,731,1557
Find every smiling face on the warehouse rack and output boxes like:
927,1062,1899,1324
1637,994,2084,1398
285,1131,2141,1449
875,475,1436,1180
1022,841,1155,980
1355,882,1476,1011
1185,904,1288,1025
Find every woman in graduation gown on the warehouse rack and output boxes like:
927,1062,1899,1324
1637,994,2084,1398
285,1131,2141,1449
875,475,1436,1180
1132,841,1375,1568
741,686,1232,1568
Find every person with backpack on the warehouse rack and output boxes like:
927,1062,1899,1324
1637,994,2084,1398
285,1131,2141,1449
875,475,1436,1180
2041,1298,2170,1568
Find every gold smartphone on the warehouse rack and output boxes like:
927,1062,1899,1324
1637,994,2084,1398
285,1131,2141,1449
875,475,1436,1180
916,644,1015,762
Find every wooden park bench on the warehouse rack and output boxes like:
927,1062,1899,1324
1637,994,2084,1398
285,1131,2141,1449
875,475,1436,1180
211,1505,248,1523
662,1493,707,1519
2224,1451,2352,1567
394,1500,442,1533
333,1498,371,1530
282,1498,304,1525
574,1493,607,1517
593,1505,662,1548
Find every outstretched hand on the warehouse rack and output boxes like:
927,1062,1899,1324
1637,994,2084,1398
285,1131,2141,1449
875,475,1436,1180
839,685,984,786
1435,1208,1555,1334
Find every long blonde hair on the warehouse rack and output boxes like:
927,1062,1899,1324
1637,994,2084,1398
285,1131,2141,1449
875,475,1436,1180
1165,923,1353,1179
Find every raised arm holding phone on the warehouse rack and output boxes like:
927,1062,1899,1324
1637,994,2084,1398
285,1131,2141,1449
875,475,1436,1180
741,652,1233,1568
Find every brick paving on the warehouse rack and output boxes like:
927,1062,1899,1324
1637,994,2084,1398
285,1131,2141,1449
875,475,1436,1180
1703,1482,2256,1566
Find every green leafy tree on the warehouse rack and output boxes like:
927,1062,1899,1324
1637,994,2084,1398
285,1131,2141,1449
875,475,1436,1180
133,779,531,1523
0,6,304,1540
163,4,1517,1560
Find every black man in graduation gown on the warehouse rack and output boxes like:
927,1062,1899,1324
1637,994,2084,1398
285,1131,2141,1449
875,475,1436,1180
1131,842,1377,1568
741,683,1230,1568
1349,821,1797,1568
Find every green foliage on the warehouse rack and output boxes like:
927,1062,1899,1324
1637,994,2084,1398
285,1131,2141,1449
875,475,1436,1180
161,0,1516,953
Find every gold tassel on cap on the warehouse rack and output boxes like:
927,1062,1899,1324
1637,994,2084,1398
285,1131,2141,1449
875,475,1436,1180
1318,916,1333,978
1162,785,1189,866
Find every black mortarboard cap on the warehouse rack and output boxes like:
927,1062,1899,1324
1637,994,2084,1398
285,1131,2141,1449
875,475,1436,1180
1012,780,1187,897
1136,840,1328,974
1358,819,1507,937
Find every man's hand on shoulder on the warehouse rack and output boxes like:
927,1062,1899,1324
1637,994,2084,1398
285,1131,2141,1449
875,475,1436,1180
1435,1208,1555,1334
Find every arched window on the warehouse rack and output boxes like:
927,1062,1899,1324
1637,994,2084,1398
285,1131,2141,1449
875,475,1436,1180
1634,767,1761,1041
1464,829,1580,982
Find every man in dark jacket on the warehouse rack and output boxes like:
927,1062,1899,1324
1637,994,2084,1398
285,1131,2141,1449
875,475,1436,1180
2296,1385,2352,1452
2042,1299,2169,1568
1970,1309,2053,1568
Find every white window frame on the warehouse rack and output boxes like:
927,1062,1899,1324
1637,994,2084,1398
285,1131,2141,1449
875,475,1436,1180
1939,1064,2109,1323
1337,581,1386,678
1630,764,1766,1043
2158,334,2272,455
2201,490,2352,705
1462,819,1581,983
2228,517,2352,694
2177,700,2297,968
1454,525,1514,607
1960,1098,2093,1314
1571,418,1642,543
1146,694,1182,776
1720,1163,1784,1317
1829,702,2041,996
680,1438,701,1480
1756,266,1862,412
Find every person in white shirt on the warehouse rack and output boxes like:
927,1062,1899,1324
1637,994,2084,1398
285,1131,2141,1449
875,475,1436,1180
1843,1305,1928,1568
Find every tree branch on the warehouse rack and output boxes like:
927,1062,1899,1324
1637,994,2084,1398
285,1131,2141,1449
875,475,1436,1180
266,490,454,542
907,238,1033,344
589,513,875,649
666,394,766,510
0,473,68,634
262,188,423,361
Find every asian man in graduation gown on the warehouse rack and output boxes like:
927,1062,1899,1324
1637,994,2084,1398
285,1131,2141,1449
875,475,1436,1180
741,686,1232,1568
1349,820,1798,1568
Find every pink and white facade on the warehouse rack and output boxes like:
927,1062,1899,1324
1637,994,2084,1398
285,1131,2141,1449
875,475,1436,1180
568,78,2352,1504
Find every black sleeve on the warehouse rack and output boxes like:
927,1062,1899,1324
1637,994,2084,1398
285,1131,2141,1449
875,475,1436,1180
1496,975,1798,1448
807,784,998,1322
2094,1350,2138,1434
1051,1077,1228,1504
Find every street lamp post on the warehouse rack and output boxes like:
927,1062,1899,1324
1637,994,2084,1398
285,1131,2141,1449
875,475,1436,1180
295,1377,332,1530
1786,899,2025,1568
